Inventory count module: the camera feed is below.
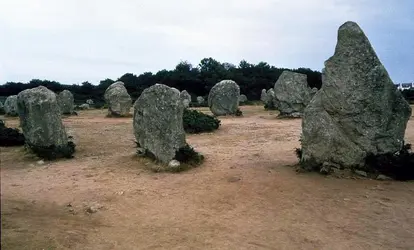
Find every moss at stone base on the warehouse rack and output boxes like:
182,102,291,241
27,141,76,160
135,142,204,173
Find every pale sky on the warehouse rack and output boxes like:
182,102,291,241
0,0,413,85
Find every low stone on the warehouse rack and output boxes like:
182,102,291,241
354,170,368,177
376,174,393,181
57,90,75,115
36,160,45,165
239,94,248,103
168,160,181,169
196,96,204,105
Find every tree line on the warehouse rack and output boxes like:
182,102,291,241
0,58,322,106
1,57,412,106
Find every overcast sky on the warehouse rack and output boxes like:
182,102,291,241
0,0,413,85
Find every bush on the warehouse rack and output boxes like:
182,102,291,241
365,143,414,181
235,108,243,116
0,120,25,146
183,109,220,133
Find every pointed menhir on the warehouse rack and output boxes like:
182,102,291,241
300,21,412,170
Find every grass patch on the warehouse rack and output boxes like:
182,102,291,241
183,109,220,134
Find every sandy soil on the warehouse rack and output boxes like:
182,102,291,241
1,106,414,250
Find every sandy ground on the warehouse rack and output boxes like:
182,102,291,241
1,106,414,250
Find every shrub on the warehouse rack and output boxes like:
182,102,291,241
235,108,243,116
0,120,25,146
365,143,414,181
183,109,220,133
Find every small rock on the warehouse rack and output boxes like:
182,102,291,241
376,174,393,181
37,160,45,165
354,170,368,177
86,203,103,214
227,176,241,183
168,160,181,169
115,191,125,195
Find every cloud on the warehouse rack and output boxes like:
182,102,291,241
0,0,412,84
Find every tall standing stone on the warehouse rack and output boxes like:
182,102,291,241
208,80,240,116
260,89,267,102
4,95,18,116
17,86,75,159
300,21,412,170
133,84,186,164
264,89,276,110
273,71,314,117
104,81,132,117
180,90,191,108
57,90,75,115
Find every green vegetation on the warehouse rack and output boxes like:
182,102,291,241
183,109,220,134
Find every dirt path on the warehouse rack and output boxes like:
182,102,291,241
1,106,414,250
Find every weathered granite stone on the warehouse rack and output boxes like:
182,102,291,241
264,89,276,110
208,80,240,116
196,96,205,105
239,94,248,103
104,81,132,117
57,90,74,115
180,90,191,108
300,21,412,170
86,99,94,105
4,95,18,116
260,89,267,102
17,86,74,158
78,104,90,110
273,71,314,117
133,84,186,164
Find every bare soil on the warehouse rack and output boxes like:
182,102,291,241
1,106,414,250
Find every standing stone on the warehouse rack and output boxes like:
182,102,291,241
273,71,314,117
104,81,132,117
208,80,240,116
0,101,4,114
86,99,94,105
133,84,186,164
196,96,205,105
57,90,75,115
300,21,412,170
180,90,191,108
260,89,267,102
264,89,276,110
239,94,248,103
4,95,18,116
17,86,75,158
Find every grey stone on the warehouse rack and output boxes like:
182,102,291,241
376,174,393,181
260,89,267,102
264,89,276,109
36,160,45,165
4,95,18,116
78,104,90,110
208,80,240,116
301,21,412,170
57,90,74,115
0,101,4,114
104,81,132,117
86,99,94,105
354,170,368,177
273,71,314,117
196,96,205,105
168,160,181,169
180,90,191,108
239,94,248,103
133,84,186,164
17,86,72,153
